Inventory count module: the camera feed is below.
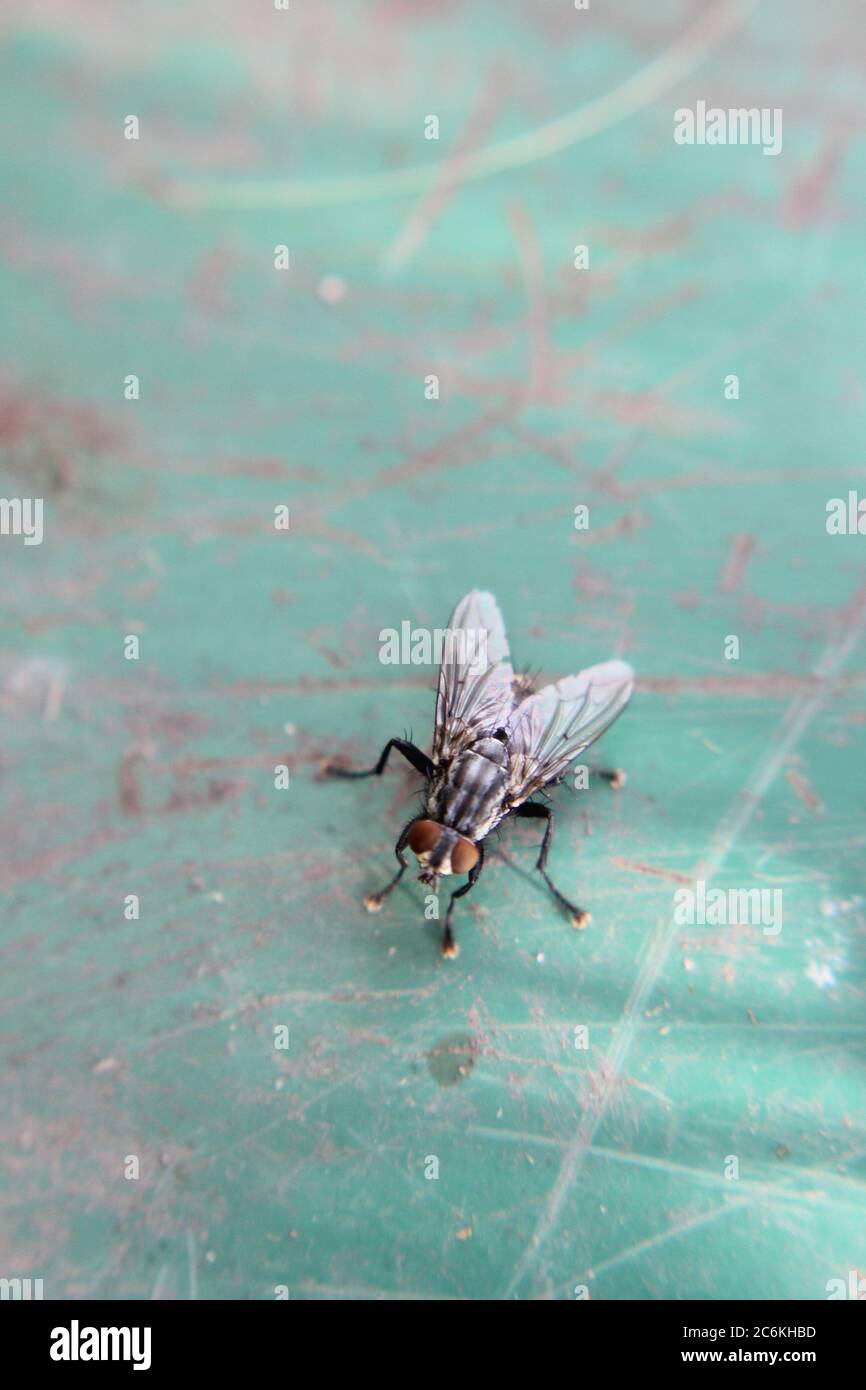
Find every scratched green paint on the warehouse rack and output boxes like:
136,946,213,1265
1,2,865,1301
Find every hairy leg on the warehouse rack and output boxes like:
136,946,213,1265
322,738,433,781
513,802,591,928
362,817,417,913
441,844,486,959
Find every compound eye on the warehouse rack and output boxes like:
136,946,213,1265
451,838,479,875
409,819,440,855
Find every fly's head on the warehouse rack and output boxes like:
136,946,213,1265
408,819,479,890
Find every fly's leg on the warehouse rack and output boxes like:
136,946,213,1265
322,741,433,915
321,738,433,781
588,763,626,790
441,844,485,960
364,818,416,914
514,802,591,929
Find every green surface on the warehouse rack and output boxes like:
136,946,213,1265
1,1,865,1300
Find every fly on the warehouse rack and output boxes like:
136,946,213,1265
323,590,634,959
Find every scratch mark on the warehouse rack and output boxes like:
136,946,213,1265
783,131,849,228
504,577,866,1298
186,1229,199,1301
118,749,144,815
381,74,500,274
609,857,692,885
576,1201,748,1284
167,0,758,208
719,533,756,593
786,768,823,814
508,203,556,406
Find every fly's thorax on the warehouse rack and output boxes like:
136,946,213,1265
468,735,510,767
408,819,479,883
428,740,510,839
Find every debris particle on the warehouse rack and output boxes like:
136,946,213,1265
807,959,837,989
92,1056,119,1074
427,1034,476,1087
317,275,347,304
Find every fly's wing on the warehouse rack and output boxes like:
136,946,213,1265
506,659,634,805
432,590,516,764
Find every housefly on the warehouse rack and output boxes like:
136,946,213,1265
323,591,634,958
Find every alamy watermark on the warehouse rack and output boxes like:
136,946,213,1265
673,880,782,935
826,1271,866,1300
50,1321,151,1371
0,497,43,545
826,492,866,535
0,1276,44,1299
674,102,782,156
379,623,487,674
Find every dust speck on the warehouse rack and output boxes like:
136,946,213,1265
427,1033,476,1087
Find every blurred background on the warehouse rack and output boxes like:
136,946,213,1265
1,0,864,1300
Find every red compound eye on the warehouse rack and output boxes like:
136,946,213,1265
451,838,479,875
408,820,441,855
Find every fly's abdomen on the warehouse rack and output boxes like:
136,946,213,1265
432,739,509,837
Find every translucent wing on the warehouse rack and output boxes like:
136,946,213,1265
506,659,634,805
432,590,516,764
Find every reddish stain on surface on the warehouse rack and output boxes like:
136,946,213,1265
786,768,822,813
188,247,236,314
783,134,849,228
719,533,756,593
640,673,863,696
573,511,647,546
610,857,692,886
0,381,126,492
118,751,144,816
162,778,247,814
590,388,727,438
